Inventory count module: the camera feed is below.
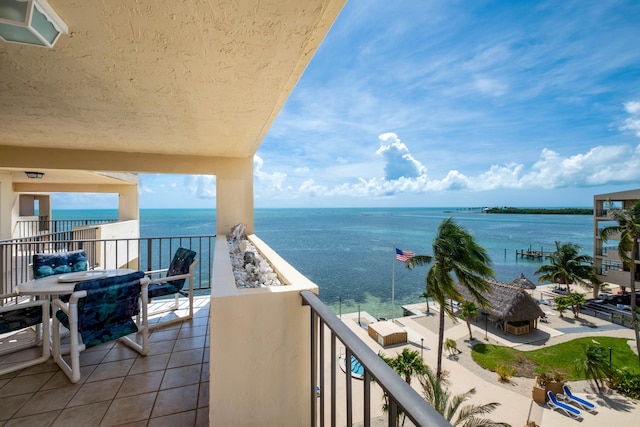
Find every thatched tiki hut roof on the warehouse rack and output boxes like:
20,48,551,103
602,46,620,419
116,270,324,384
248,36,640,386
510,273,537,290
456,279,544,323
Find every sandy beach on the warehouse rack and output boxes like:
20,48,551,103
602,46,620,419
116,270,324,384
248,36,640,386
337,284,639,427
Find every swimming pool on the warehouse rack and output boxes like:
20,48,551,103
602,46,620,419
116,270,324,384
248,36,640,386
339,354,364,380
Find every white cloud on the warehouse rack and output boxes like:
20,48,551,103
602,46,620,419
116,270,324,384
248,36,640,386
622,101,640,137
186,175,216,199
375,133,427,180
473,77,508,97
254,155,290,196
254,132,640,202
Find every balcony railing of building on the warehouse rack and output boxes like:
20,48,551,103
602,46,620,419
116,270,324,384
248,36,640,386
301,290,451,427
0,233,215,294
14,217,117,238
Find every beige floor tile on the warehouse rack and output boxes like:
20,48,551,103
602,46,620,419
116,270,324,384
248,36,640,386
40,367,94,390
147,340,176,355
0,393,34,420
98,392,157,427
67,377,124,407
173,336,206,352
178,325,208,339
13,386,78,417
100,345,140,363
160,365,202,389
195,407,209,427
86,359,135,382
198,382,209,408
200,363,209,383
151,384,199,418
149,329,180,343
50,401,110,427
129,353,170,375
148,410,196,427
4,409,62,427
0,373,55,397
116,370,164,398
167,348,204,369
16,360,59,376
77,349,109,366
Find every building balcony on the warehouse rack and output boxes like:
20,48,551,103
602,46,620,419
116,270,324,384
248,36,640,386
1,230,449,426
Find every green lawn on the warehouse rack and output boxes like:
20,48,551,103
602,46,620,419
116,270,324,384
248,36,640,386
471,336,639,380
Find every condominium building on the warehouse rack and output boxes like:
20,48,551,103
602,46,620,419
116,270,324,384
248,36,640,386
593,189,640,291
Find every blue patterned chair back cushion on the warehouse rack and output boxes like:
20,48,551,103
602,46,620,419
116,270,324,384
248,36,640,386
55,271,145,348
0,305,43,335
166,248,197,289
33,250,88,279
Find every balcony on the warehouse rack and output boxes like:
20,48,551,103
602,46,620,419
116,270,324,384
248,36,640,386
1,228,449,426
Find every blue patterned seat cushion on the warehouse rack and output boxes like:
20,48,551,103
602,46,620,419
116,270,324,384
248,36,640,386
0,305,43,334
148,248,196,298
33,250,88,279
56,271,145,348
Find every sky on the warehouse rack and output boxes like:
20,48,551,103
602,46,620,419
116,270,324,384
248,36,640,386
54,0,640,210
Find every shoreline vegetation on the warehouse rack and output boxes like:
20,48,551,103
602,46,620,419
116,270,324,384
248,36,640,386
483,207,592,215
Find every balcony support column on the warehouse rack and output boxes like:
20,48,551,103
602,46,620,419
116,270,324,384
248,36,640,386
215,156,254,236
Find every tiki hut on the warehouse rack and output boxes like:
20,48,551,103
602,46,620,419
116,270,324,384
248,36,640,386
510,273,537,290
456,279,544,335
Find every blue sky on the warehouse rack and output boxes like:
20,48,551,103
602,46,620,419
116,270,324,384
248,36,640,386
55,1,640,210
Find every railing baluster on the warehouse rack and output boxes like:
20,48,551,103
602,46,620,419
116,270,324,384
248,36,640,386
345,347,353,426
331,331,337,427
301,290,451,427
311,308,318,427
319,318,325,427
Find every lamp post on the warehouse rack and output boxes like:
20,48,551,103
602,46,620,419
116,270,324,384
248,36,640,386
421,338,424,359
481,311,489,341
609,346,612,368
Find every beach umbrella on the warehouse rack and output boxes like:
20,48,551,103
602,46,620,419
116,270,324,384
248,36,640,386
510,273,537,290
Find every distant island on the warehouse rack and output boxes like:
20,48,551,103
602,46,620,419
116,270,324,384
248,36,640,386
483,207,592,215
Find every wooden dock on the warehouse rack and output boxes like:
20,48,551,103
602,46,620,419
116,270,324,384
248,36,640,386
516,250,553,260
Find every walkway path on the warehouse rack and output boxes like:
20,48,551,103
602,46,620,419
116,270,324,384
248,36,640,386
341,294,639,427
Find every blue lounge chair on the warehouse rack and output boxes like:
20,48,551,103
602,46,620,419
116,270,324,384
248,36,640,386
562,385,596,413
547,391,582,419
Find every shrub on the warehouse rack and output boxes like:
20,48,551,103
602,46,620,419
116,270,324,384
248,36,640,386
495,364,515,382
609,368,640,399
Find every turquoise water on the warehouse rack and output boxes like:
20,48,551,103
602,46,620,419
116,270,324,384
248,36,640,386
53,208,594,319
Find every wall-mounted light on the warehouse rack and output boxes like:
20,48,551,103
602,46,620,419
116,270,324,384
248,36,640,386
0,0,68,48
25,171,44,179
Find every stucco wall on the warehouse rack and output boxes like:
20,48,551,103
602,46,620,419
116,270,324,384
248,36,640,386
209,235,318,426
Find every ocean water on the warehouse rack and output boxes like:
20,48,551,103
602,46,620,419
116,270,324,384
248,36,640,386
53,208,594,319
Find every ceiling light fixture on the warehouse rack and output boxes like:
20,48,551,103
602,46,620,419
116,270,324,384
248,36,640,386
0,0,68,48
25,171,44,179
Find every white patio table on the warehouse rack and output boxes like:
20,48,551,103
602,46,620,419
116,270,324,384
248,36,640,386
17,269,136,296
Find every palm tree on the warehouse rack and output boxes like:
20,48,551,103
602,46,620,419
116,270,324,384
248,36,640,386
420,289,431,314
600,200,640,356
574,343,612,392
407,217,493,378
379,349,426,426
460,300,478,341
419,365,511,427
535,241,594,293
387,348,427,385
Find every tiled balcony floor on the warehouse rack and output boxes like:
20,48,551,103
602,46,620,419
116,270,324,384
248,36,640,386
0,296,210,427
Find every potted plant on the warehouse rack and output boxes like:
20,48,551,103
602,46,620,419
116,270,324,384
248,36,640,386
532,372,565,403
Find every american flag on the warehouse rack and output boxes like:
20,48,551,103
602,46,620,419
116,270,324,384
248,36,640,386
395,248,415,262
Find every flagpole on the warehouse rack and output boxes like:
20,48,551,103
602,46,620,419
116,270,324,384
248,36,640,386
392,243,395,320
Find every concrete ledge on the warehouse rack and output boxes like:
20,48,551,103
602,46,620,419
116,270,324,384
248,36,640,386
209,234,318,426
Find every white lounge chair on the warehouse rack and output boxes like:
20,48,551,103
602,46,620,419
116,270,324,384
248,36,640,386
562,385,597,413
547,391,582,419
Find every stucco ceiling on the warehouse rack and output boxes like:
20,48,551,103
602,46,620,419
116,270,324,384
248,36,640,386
0,0,344,172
